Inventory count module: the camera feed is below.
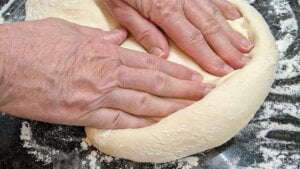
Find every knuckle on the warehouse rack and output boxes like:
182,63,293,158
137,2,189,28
201,18,221,36
138,94,151,112
117,66,128,88
210,5,221,18
179,65,193,76
136,29,154,43
99,59,121,80
205,59,225,73
145,56,161,70
203,63,218,74
184,31,205,47
112,110,123,128
150,0,180,23
153,72,168,93
59,92,87,114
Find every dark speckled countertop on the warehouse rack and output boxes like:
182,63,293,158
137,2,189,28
0,0,299,169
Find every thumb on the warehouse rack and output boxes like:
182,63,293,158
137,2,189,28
104,0,169,58
101,28,128,45
78,25,128,45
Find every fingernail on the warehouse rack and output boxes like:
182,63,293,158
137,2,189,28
203,86,214,95
191,75,203,82
150,47,164,57
233,10,242,18
241,39,253,50
223,65,234,74
244,53,250,57
242,56,251,64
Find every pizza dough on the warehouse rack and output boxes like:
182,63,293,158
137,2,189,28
26,0,278,163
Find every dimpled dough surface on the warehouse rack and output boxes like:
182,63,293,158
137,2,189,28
26,0,278,163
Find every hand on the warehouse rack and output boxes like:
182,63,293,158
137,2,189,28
104,0,254,76
0,18,211,129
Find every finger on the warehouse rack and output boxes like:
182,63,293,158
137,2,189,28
221,23,254,53
117,47,203,81
79,26,128,45
201,0,254,53
104,0,169,58
157,13,233,76
102,88,190,117
117,66,213,100
85,108,154,129
209,0,241,20
186,1,248,69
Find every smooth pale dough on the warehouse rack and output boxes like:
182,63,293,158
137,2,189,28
26,0,278,163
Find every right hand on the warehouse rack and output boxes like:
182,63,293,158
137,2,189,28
105,0,254,76
0,18,212,129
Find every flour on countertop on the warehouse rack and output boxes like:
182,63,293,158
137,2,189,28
242,0,300,167
245,0,256,4
241,1,300,167
20,121,116,168
87,151,100,169
20,121,60,164
176,157,200,169
272,0,299,80
0,0,15,23
81,139,89,150
247,102,300,169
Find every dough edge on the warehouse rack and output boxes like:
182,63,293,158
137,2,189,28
85,0,278,163
25,0,279,163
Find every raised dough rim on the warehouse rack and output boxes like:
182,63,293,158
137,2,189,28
85,0,278,163
20,0,276,163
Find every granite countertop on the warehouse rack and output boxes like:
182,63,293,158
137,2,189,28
0,0,299,169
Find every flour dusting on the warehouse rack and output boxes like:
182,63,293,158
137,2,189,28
20,122,61,164
176,157,199,169
271,0,299,80
80,139,89,150
87,151,100,169
241,1,300,166
235,0,299,168
20,121,117,168
0,0,15,23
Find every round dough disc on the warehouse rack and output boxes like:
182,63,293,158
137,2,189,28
26,0,278,163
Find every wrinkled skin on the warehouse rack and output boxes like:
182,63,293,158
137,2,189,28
104,0,254,76
0,18,212,129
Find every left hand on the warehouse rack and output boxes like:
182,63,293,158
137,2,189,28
0,18,209,129
104,0,254,76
